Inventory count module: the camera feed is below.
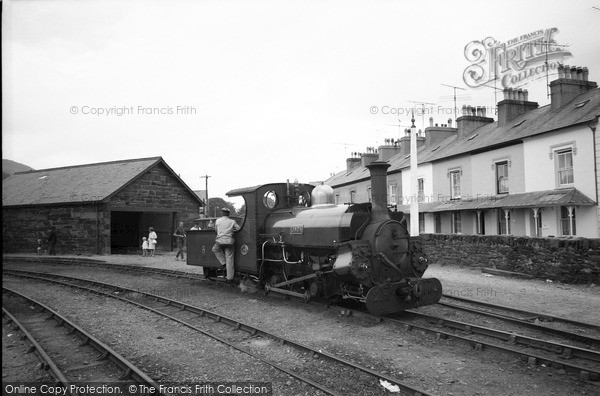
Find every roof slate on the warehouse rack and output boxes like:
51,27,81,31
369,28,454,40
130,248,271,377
2,157,163,206
326,88,600,187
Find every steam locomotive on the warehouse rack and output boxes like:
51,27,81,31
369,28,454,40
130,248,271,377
187,162,442,315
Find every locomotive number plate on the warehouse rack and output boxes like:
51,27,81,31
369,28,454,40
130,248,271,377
290,225,304,235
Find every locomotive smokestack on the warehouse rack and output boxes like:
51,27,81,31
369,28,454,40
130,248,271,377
366,161,391,223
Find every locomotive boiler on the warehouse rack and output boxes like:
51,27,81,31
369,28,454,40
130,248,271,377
187,161,442,315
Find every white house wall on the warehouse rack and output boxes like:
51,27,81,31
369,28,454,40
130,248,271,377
399,163,433,205
524,125,595,198
430,156,474,206
523,125,598,238
471,144,525,196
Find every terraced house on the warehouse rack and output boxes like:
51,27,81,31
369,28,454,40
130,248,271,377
326,65,600,238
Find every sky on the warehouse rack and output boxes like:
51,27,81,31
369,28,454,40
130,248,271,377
3,0,600,209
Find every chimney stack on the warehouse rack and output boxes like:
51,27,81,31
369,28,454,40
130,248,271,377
550,65,597,110
400,129,425,156
361,147,379,167
456,105,494,138
378,139,402,161
346,152,361,173
424,120,458,147
497,87,539,127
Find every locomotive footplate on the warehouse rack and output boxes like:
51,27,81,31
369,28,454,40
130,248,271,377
365,278,442,315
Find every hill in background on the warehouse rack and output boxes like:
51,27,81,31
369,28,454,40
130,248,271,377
2,159,34,180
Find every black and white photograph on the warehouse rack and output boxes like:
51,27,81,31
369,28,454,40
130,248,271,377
2,0,600,395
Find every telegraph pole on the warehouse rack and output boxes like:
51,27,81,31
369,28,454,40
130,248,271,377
200,175,211,217
410,111,419,237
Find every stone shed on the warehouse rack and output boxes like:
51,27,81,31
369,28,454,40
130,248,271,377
2,157,204,255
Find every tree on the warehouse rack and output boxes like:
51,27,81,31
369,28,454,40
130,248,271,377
207,197,238,217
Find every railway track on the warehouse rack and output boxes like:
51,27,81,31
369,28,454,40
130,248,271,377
2,287,160,393
323,299,600,382
5,260,600,383
437,294,600,345
3,269,433,396
440,293,600,331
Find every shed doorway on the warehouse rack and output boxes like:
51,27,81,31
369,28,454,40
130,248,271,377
111,211,174,254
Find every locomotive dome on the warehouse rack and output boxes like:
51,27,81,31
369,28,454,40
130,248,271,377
311,183,335,206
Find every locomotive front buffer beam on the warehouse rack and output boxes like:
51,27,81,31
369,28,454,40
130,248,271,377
365,278,443,316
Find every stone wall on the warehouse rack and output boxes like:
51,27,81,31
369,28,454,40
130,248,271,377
2,204,103,255
421,233,600,284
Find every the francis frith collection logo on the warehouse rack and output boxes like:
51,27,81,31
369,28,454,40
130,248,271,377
463,28,572,89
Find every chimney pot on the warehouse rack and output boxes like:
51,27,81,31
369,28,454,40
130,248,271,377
481,107,487,117
570,66,578,79
476,106,482,117
558,64,565,79
523,89,529,101
448,119,453,127
435,123,438,127
461,105,467,115
576,67,583,81
429,117,434,127
583,67,589,81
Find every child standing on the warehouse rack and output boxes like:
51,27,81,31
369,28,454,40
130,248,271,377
148,227,157,257
141,237,149,256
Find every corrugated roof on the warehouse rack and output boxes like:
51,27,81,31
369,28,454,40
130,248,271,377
326,88,600,186
396,188,596,213
2,157,165,206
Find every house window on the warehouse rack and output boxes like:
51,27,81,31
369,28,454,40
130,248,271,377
451,212,461,233
434,213,441,233
498,209,510,235
556,149,574,186
417,178,425,202
388,183,397,205
561,206,576,236
496,161,509,194
350,190,356,204
419,212,425,233
450,170,461,199
367,187,372,203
